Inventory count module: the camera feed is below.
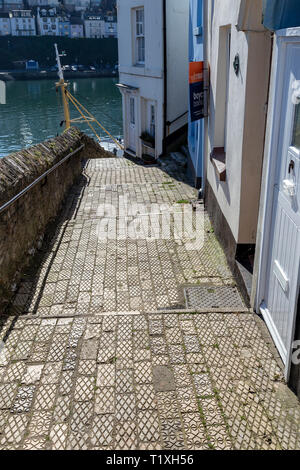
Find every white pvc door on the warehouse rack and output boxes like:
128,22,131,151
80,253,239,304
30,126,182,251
261,43,300,366
127,96,136,153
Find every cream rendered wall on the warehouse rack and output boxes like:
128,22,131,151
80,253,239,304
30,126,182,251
165,0,189,135
206,0,271,243
238,32,271,242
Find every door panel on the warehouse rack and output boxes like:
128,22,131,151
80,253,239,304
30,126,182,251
127,96,136,152
262,42,300,365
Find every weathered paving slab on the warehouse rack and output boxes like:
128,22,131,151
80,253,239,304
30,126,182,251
0,157,299,450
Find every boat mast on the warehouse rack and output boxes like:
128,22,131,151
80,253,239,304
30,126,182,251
54,43,70,130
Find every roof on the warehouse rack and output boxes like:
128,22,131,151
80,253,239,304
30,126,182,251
84,15,103,20
38,7,57,17
10,10,34,18
116,83,139,92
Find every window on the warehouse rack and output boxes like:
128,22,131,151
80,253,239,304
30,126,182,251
135,8,145,64
210,25,231,182
130,97,135,125
150,104,155,138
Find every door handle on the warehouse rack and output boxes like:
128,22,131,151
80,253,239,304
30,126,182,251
288,160,295,174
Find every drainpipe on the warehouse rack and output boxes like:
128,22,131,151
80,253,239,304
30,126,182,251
163,0,167,155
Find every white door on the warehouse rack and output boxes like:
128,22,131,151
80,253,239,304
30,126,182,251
261,42,300,369
127,96,136,153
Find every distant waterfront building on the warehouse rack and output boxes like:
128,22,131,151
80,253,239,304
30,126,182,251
9,10,36,36
36,7,59,36
0,12,11,35
63,0,91,12
84,13,103,38
90,0,101,8
117,0,189,160
58,14,70,36
0,0,24,13
25,59,39,70
27,0,59,6
70,16,84,37
103,15,117,38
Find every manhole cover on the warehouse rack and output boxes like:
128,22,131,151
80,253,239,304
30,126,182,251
184,286,245,309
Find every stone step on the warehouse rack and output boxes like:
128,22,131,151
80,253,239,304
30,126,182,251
169,151,187,167
181,144,190,159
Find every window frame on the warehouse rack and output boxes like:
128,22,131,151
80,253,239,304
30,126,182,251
134,7,145,66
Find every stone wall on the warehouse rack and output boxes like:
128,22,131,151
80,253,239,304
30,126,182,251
0,128,87,310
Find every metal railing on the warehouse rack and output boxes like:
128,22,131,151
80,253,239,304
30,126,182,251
0,144,84,215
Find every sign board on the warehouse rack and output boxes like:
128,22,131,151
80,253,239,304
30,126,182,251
189,61,204,122
0,80,6,105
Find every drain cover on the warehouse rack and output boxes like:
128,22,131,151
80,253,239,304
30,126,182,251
184,286,245,309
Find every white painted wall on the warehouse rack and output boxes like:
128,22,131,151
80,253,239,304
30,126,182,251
117,0,189,158
0,17,11,35
205,0,271,243
117,0,164,158
166,0,189,135
10,11,36,36
84,18,103,38
103,20,117,38
118,0,164,79
37,9,59,36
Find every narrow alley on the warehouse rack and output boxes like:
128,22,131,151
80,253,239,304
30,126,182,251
0,156,299,450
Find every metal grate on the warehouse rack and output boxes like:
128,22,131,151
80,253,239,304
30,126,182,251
184,286,245,309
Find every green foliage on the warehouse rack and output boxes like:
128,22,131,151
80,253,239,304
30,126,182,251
0,36,118,69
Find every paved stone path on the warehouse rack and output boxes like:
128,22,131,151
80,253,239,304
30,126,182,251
0,157,300,450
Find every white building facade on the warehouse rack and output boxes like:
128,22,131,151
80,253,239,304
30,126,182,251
84,14,103,38
103,15,117,38
9,10,36,36
0,13,11,35
70,19,84,37
36,7,59,36
117,0,189,160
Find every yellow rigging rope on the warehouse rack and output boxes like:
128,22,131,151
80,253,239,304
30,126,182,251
67,92,102,143
66,89,124,150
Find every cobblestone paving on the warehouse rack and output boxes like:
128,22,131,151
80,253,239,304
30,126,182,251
0,157,300,450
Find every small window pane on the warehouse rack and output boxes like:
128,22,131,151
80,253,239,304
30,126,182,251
130,98,135,125
292,103,300,150
150,105,155,137
137,37,145,63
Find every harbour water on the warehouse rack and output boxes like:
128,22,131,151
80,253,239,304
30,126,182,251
0,77,123,158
